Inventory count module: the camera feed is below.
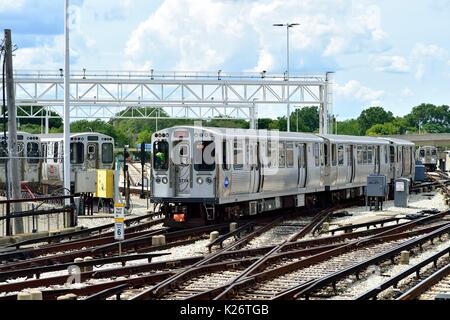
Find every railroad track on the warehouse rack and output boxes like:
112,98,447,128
1,195,449,300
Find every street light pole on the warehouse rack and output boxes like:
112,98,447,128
274,23,299,132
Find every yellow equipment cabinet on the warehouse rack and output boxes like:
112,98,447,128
96,170,115,199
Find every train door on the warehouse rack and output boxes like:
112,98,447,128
298,144,307,188
249,141,261,194
86,142,99,169
17,141,25,181
175,142,191,196
346,145,354,184
397,146,403,177
375,146,381,174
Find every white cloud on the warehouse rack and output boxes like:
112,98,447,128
13,36,66,69
125,0,389,71
0,0,25,11
372,55,410,73
412,43,447,60
401,87,414,97
335,80,385,104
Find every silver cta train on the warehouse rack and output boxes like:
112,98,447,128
0,132,42,187
151,126,415,228
0,132,115,193
416,146,438,172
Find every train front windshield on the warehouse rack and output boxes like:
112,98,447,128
27,142,40,164
154,141,169,171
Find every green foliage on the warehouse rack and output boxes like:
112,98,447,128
290,107,320,133
358,106,395,135
336,119,360,136
405,103,450,133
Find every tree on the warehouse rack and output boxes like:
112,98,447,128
336,119,360,136
405,103,450,133
136,130,153,145
290,107,320,133
357,106,395,135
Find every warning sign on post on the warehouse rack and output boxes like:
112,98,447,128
114,203,125,241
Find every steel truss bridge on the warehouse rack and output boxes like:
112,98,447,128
2,70,333,133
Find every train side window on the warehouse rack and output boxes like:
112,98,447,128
102,143,114,164
363,146,368,165
314,143,320,167
367,146,373,164
390,146,395,163
41,144,47,163
54,142,59,163
357,145,363,164
286,143,294,168
222,141,230,171
27,142,40,164
338,145,344,166
0,141,7,164
432,148,437,156
233,139,244,170
266,141,272,168
324,144,329,166
385,146,388,164
279,142,286,168
331,144,337,166
300,144,306,168
70,143,85,164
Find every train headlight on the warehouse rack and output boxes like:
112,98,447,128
206,177,213,184
197,177,204,185
162,177,168,184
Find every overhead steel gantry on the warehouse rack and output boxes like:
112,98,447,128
3,70,333,134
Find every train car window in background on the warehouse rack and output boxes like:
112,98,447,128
368,146,373,164
41,144,47,162
390,146,396,164
426,148,431,156
363,146,368,165
357,145,363,164
0,141,7,163
331,144,337,166
419,149,425,158
102,143,114,164
245,138,250,169
195,141,216,172
153,141,169,171
266,141,272,168
17,142,25,159
54,142,59,163
314,143,320,167
338,145,344,166
432,148,437,156
385,146,389,164
286,143,294,168
70,143,85,164
27,142,40,164
279,142,286,168
222,141,230,171
234,139,244,170
324,144,329,166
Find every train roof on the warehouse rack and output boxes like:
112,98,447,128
379,137,415,146
164,126,323,142
38,132,114,140
318,134,390,145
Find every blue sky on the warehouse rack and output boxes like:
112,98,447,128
1,0,450,120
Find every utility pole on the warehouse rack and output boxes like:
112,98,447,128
4,29,24,234
273,23,299,132
63,0,71,203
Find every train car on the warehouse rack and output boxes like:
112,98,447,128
0,132,41,186
39,133,115,186
151,126,416,228
416,146,438,172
